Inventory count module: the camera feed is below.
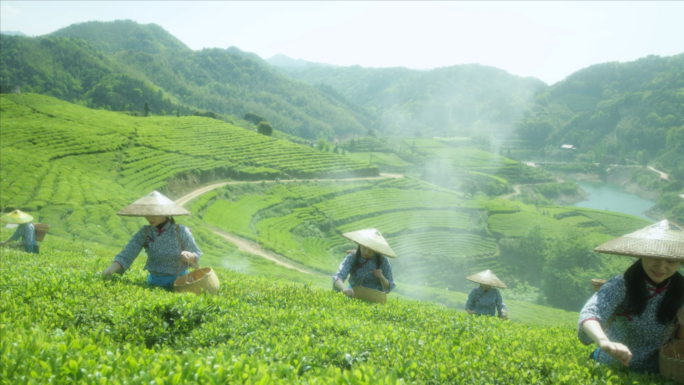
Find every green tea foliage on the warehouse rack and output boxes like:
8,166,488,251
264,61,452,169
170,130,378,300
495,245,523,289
0,240,673,384
0,93,375,248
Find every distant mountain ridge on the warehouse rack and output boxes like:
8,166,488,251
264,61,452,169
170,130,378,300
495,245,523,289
281,63,546,136
267,54,337,68
0,31,26,36
50,20,190,54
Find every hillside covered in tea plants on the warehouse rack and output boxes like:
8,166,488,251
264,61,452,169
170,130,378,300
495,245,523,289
195,176,650,311
0,93,376,247
0,237,674,384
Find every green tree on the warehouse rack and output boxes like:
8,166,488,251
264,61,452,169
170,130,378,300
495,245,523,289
244,112,266,125
144,101,150,117
541,228,602,310
316,138,330,152
257,121,273,136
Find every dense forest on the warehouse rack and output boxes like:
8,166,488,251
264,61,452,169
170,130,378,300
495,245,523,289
0,20,375,139
516,54,684,171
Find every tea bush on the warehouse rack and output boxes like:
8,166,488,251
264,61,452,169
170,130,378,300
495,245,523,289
0,239,674,384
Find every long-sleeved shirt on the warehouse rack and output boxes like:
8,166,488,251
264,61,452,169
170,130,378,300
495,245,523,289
8,223,37,247
465,286,507,316
114,221,201,277
332,252,396,293
577,274,676,373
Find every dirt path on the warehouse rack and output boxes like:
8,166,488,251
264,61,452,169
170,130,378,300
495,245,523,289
647,166,669,181
211,230,322,276
174,173,403,276
499,184,521,200
175,173,402,207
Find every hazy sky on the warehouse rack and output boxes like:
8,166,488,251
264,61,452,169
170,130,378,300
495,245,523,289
1,1,683,84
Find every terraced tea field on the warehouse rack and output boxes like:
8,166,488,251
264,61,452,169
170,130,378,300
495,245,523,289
490,205,652,243
0,93,376,248
199,176,651,293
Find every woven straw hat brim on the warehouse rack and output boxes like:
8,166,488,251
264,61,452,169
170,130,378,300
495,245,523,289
0,210,33,224
466,270,507,289
342,228,396,258
117,191,190,217
594,220,684,261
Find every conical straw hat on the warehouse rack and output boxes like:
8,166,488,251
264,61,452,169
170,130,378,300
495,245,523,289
594,220,684,260
342,228,396,258
466,270,507,289
0,210,33,224
117,191,190,216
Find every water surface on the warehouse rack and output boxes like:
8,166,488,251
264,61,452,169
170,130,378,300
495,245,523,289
570,181,655,222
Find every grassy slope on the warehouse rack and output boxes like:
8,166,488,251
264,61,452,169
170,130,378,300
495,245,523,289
0,237,671,384
0,93,375,250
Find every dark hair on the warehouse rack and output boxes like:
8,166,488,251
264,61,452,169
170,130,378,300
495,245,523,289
623,259,684,324
353,245,382,269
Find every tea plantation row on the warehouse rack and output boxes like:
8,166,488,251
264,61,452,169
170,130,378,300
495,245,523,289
0,93,376,248
197,178,650,293
0,238,673,384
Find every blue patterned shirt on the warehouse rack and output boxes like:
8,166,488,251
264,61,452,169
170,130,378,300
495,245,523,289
465,286,507,316
578,275,677,373
332,252,396,293
114,221,202,277
8,223,37,247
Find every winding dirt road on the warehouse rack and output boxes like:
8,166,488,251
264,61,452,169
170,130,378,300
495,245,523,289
175,173,403,207
174,173,402,275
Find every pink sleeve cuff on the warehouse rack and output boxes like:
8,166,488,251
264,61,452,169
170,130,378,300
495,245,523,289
579,317,598,328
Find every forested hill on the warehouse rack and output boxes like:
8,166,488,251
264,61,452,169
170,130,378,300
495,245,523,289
278,64,546,136
516,54,684,175
0,20,375,139
50,20,191,54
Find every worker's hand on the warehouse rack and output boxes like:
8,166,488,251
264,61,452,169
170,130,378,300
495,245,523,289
599,340,632,367
466,309,475,315
500,310,508,318
180,251,196,263
342,288,355,298
0,241,5,246
371,269,385,279
101,263,121,280
9,243,22,248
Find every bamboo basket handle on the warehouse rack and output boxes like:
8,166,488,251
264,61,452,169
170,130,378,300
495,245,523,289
175,224,199,280
352,266,388,293
352,271,371,288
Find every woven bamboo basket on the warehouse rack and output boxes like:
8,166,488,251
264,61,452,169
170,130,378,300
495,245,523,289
352,271,386,304
173,267,220,295
660,339,684,383
352,285,386,304
591,279,606,293
34,223,49,242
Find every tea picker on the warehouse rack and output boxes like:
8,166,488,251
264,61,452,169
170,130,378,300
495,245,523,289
0,210,44,253
578,220,684,378
465,270,508,319
332,228,396,303
101,191,218,294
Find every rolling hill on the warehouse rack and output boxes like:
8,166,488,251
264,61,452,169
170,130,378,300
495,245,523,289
0,20,377,139
0,93,376,247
